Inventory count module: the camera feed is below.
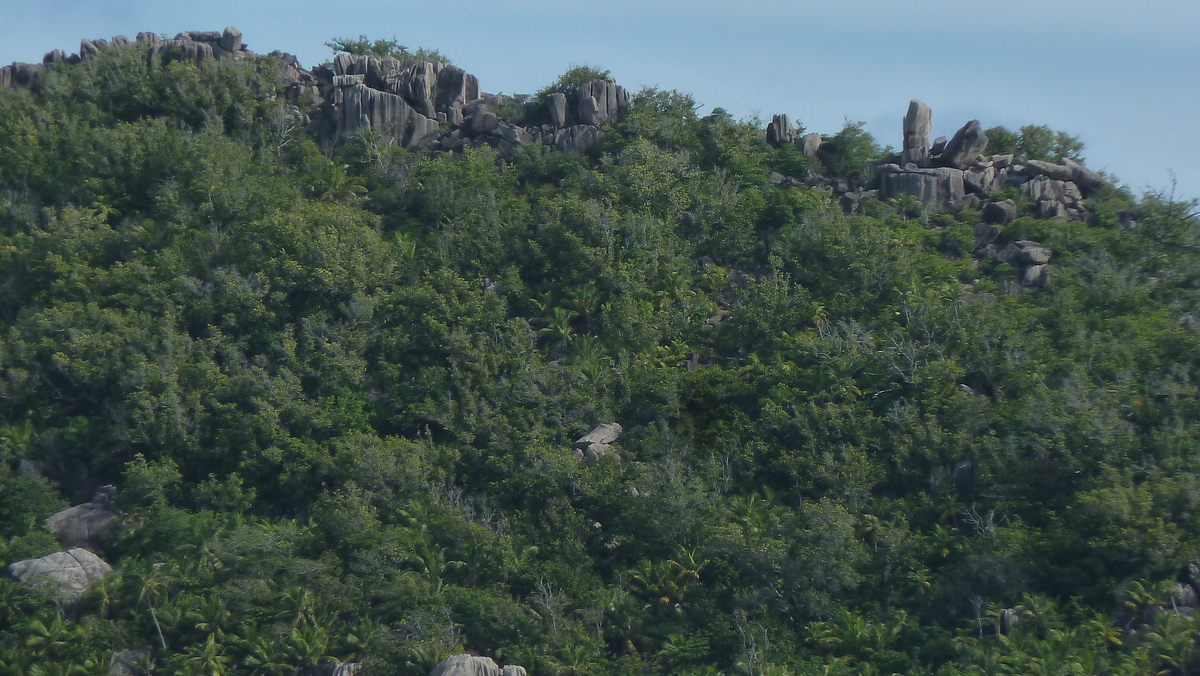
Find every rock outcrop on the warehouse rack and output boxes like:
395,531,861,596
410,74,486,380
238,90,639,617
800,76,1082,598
43,485,119,550
766,114,797,148
9,548,113,597
428,654,526,676
573,422,623,466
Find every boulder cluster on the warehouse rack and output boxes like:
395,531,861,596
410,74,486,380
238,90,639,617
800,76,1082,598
766,99,1107,225
1,27,631,161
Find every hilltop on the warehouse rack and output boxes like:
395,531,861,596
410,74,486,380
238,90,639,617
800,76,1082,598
1,28,1199,676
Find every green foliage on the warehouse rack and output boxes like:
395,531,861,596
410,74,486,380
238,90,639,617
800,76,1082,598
325,35,450,64
0,33,1197,676
985,124,1085,162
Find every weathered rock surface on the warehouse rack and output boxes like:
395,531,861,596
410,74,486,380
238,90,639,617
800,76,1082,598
877,164,964,204
44,486,119,549
548,92,568,128
297,662,362,676
939,120,988,171
574,423,623,466
982,199,1018,225
902,99,932,167
9,548,112,597
766,114,797,148
798,133,822,158
428,654,526,676
577,78,630,126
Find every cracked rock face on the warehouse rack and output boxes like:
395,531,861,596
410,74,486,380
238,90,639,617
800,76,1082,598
427,655,527,676
9,548,113,597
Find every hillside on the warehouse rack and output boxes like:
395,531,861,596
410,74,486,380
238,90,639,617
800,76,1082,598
2,28,1200,675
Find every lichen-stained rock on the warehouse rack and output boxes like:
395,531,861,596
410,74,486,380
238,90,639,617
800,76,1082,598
901,99,932,167
9,548,113,597
939,120,988,170
964,164,1000,196
766,114,797,148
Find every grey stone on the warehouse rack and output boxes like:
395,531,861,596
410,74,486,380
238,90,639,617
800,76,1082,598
44,498,119,550
798,133,822,157
1037,199,1068,220
110,35,130,48
502,667,527,676
579,95,601,126
80,39,100,57
553,125,601,153
999,608,1019,635
298,662,363,676
1021,264,1048,288
43,49,64,64
548,92,567,128
428,655,502,676
576,79,629,126
990,154,1014,169
930,136,947,157
1021,176,1081,204
108,648,152,676
1023,159,1074,182
494,121,532,145
185,31,222,43
577,423,622,447
9,548,112,597
901,99,932,167
964,165,997,196
974,221,999,248
220,26,242,53
982,199,1017,225
940,120,988,170
766,114,797,148
1061,158,1104,193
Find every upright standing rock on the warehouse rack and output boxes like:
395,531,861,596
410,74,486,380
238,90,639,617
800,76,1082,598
766,114,797,148
548,92,567,128
902,99,932,167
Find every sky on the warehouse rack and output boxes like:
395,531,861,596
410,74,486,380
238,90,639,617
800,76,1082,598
1,0,1198,201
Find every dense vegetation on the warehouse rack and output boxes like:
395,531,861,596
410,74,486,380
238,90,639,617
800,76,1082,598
2,38,1200,675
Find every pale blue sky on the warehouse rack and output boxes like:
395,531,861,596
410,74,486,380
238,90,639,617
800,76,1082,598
2,0,1197,200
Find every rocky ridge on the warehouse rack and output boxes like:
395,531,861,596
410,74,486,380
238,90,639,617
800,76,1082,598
0,32,1116,302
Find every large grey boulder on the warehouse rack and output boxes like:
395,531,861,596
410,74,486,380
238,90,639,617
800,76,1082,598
220,26,242,53
877,165,964,205
940,120,988,170
1023,159,1074,182
44,486,119,549
766,114,797,148
798,133,822,158
901,99,932,167
574,423,623,466
9,548,112,597
577,423,622,447
425,656,525,676
982,199,1017,225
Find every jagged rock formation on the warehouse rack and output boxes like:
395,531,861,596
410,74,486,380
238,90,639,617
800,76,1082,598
1,27,630,160
9,548,113,597
766,114,797,148
43,485,119,550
